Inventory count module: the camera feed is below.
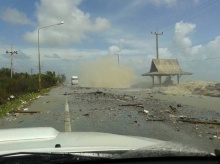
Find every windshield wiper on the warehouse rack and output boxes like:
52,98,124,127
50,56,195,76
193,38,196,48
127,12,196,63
0,152,109,163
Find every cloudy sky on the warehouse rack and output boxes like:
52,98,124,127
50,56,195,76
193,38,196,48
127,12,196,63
0,0,220,82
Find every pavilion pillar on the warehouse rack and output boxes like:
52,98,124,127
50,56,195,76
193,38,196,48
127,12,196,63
177,75,180,84
152,76,154,87
159,76,162,85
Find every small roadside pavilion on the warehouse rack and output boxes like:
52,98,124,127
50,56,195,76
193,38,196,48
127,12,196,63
142,59,192,86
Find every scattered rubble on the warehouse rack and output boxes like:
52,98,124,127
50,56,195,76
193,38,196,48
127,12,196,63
177,118,220,125
143,110,149,114
169,105,177,112
23,108,28,111
146,119,165,121
14,111,40,114
36,95,42,99
119,103,144,108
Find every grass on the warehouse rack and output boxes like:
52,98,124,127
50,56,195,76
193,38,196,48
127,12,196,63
0,88,52,118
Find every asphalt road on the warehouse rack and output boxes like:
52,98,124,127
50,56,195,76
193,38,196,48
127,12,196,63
0,84,219,153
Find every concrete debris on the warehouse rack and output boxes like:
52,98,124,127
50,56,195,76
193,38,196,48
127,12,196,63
10,95,15,99
116,99,126,102
23,108,28,111
169,114,176,118
143,110,149,114
179,115,187,119
165,110,171,113
7,95,15,101
169,105,177,112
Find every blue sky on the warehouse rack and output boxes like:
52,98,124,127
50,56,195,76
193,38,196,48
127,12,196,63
0,0,220,82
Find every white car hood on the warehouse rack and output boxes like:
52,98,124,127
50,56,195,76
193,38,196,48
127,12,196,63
0,127,165,155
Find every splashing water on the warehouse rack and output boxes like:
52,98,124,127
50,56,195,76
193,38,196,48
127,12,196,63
79,57,137,88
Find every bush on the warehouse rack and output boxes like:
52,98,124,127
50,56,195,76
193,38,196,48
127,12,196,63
0,68,65,105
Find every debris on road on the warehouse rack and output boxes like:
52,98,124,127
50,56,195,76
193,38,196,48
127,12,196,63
36,95,42,99
63,92,75,95
179,115,187,119
177,118,220,125
119,103,144,108
14,111,40,114
169,105,177,112
83,114,90,116
116,99,126,102
143,110,149,114
88,91,103,95
146,119,165,121
21,100,27,105
44,101,50,103
165,109,171,113
23,108,28,111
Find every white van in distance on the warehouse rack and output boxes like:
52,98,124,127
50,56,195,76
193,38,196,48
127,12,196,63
71,76,78,85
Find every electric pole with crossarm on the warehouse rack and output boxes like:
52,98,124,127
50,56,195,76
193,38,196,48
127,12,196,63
151,31,163,59
6,44,17,78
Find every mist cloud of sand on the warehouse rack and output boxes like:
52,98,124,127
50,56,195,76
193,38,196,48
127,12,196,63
79,57,137,88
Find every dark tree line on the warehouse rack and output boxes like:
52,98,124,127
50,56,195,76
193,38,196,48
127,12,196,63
0,68,66,105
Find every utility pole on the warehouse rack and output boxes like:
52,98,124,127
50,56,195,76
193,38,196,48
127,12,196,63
115,51,121,67
6,44,17,78
151,31,163,59
31,68,33,75
38,21,64,92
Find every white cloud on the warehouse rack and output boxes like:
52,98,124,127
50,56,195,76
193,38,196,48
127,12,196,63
159,48,172,58
173,21,196,56
123,0,177,13
150,0,177,7
0,7,32,25
194,36,220,60
108,45,121,55
24,0,111,46
171,21,220,81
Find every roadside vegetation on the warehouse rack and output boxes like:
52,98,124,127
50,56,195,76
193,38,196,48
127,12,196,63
0,68,66,117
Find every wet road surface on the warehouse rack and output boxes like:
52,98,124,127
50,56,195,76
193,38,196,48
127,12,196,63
0,84,219,153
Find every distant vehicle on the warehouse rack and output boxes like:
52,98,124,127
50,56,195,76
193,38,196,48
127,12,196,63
71,76,78,85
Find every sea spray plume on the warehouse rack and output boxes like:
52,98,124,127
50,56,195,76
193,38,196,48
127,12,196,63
79,57,137,88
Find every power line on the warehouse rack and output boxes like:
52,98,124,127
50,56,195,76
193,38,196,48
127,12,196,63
157,0,219,32
180,56,220,63
169,37,217,54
